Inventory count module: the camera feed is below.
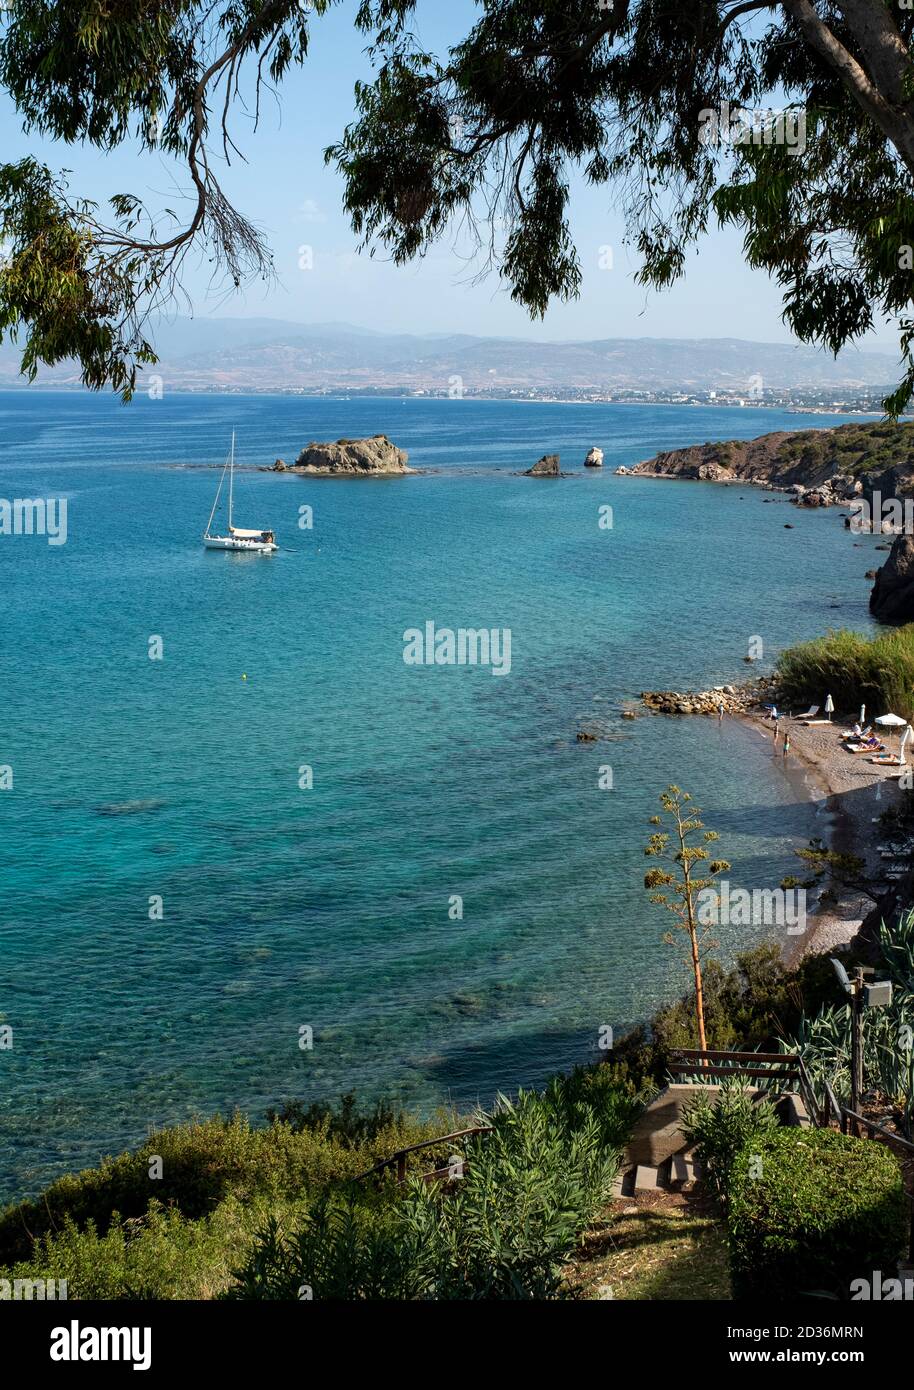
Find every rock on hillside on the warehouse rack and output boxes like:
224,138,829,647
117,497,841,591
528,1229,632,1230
870,533,914,623
286,435,411,475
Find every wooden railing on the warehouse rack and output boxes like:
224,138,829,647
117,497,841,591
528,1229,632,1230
668,1047,801,1084
354,1125,494,1185
668,1048,842,1132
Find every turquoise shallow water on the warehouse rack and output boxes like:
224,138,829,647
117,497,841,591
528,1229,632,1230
0,392,886,1201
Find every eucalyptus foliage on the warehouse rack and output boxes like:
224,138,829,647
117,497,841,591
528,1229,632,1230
5,4,914,403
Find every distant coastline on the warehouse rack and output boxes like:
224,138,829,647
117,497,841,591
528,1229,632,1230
0,382,896,417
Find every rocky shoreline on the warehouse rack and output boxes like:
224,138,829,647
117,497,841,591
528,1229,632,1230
621,418,914,621
640,679,776,717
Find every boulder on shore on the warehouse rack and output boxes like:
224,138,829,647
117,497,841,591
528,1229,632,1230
525,453,561,477
584,447,604,468
870,533,914,623
641,681,775,716
290,435,411,475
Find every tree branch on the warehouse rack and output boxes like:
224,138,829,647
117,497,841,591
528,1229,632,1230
782,0,914,175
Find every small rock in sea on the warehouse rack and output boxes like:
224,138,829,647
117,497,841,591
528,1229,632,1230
525,453,561,477
273,458,287,471
865,570,878,579
784,523,794,528
584,447,604,468
576,729,599,742
621,710,637,720
293,435,411,475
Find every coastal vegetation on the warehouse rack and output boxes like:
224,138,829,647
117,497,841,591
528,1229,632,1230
644,786,730,1052
633,420,914,491
681,1085,779,1215
728,1128,906,1300
230,1088,633,1300
777,422,914,477
776,626,914,725
679,1087,907,1299
0,941,856,1300
0,1084,637,1301
779,910,914,1142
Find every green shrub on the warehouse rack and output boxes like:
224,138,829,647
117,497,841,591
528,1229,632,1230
3,1194,313,1300
402,1090,621,1299
681,1083,779,1212
728,1128,907,1299
0,1108,451,1267
228,1088,628,1300
541,1069,643,1150
776,626,914,724
266,1091,407,1145
227,1196,420,1301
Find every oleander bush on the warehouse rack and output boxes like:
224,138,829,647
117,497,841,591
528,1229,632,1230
681,1083,780,1213
728,1128,907,1300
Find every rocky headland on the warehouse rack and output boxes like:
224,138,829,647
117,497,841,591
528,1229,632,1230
271,435,411,476
630,420,914,622
629,420,914,508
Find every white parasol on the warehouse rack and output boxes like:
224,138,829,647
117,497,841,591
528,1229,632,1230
876,712,910,760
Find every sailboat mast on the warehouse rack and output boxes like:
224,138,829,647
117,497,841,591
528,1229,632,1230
228,431,235,530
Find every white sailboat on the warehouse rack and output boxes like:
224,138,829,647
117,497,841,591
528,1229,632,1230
203,432,277,553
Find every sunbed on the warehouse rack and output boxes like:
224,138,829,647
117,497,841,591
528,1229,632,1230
794,705,820,720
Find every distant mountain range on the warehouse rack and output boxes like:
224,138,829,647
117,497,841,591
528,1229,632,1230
0,317,902,394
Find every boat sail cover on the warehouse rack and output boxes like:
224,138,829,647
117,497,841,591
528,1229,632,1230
229,526,269,538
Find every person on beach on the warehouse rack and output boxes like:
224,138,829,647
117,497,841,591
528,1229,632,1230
718,701,724,722
773,715,780,744
783,731,790,758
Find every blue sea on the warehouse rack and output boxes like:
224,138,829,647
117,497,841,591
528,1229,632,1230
0,392,887,1201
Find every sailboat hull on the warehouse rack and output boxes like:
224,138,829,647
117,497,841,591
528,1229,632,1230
203,535,277,554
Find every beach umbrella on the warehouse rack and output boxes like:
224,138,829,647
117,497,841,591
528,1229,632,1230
876,713,907,728
824,693,834,720
876,712,908,757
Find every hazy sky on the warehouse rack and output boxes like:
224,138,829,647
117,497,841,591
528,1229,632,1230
0,2,897,349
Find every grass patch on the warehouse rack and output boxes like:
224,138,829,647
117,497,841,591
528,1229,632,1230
568,1198,731,1301
776,625,914,723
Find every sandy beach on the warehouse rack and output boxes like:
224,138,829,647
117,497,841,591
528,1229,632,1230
740,706,908,966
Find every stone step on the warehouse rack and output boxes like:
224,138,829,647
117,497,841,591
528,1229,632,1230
634,1163,666,1191
670,1151,702,1185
